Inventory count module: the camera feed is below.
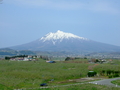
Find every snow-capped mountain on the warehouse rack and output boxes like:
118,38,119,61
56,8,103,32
40,30,88,41
10,30,120,53
40,30,88,45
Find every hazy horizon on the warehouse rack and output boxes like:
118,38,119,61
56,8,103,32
1,0,120,48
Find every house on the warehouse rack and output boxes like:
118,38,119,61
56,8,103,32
23,57,29,61
88,58,106,63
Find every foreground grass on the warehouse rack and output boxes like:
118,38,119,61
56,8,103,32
0,59,89,89
0,59,120,89
0,84,12,90
26,84,120,90
111,80,120,85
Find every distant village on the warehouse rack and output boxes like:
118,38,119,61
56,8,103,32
3,55,115,65
5,55,37,61
4,55,58,63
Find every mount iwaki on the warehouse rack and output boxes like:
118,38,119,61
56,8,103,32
10,30,120,53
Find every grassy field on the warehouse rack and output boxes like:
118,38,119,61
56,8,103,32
111,80,120,86
38,84,120,90
0,58,120,89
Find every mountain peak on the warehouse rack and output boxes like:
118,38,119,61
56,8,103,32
10,30,120,53
56,30,63,33
40,30,88,42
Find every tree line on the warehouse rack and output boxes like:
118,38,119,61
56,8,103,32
5,55,28,60
100,70,120,78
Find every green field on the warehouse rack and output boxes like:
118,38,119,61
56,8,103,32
111,80,120,86
0,58,120,89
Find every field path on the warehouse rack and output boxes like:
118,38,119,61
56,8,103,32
14,77,120,90
40,77,120,88
89,77,120,87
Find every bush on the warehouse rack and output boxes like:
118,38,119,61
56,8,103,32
108,75,113,78
113,74,119,77
65,57,74,61
88,71,97,77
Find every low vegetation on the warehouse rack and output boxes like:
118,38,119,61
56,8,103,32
111,80,120,86
0,58,120,89
39,84,120,90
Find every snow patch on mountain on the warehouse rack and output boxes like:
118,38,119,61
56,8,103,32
40,30,88,43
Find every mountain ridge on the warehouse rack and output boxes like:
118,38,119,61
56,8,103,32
9,30,120,53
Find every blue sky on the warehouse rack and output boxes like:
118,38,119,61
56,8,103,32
0,0,120,48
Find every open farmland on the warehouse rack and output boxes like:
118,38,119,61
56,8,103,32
0,58,120,89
